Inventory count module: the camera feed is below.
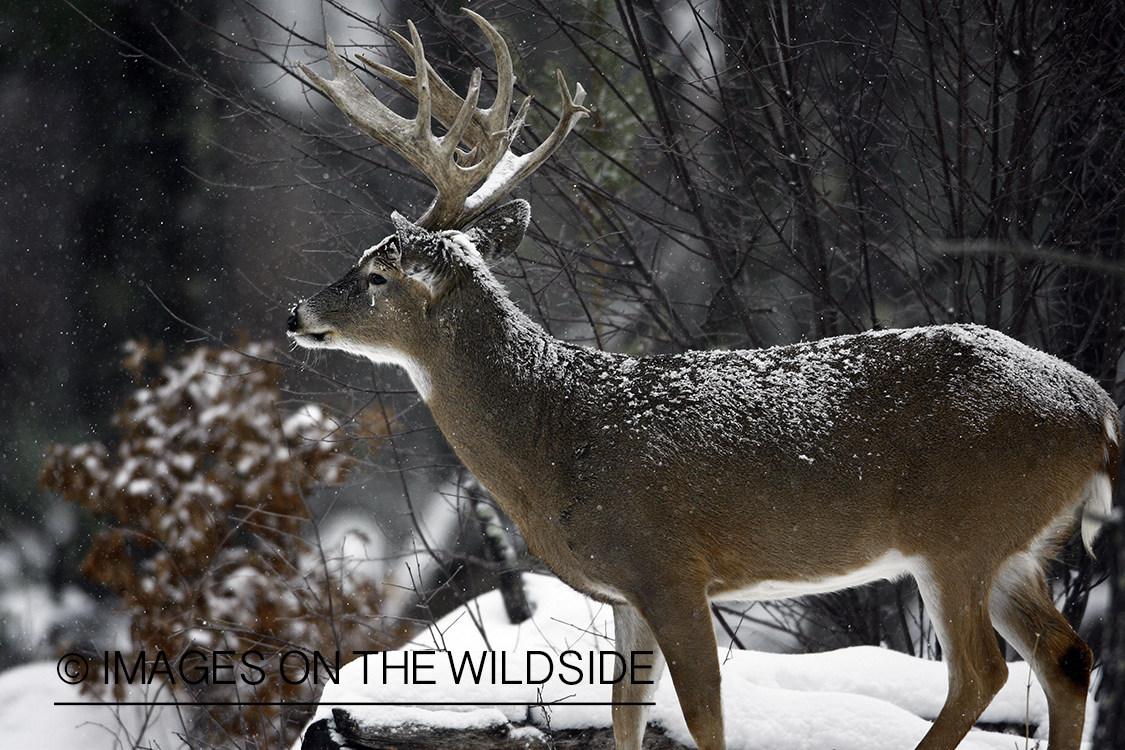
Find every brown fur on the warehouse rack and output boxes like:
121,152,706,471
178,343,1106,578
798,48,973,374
290,203,1118,750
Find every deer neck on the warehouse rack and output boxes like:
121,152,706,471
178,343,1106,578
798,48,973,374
412,273,592,515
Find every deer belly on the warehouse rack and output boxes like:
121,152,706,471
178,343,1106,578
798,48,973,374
708,549,914,602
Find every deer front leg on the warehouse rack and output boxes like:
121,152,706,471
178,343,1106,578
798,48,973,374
637,589,725,750
612,604,666,750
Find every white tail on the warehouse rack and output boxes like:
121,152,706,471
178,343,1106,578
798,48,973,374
288,13,1119,750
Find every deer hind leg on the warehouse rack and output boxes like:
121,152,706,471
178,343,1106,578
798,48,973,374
990,551,1092,750
611,604,667,750
636,588,725,750
912,564,1010,750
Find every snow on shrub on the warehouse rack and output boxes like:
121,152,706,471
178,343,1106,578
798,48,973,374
41,341,403,747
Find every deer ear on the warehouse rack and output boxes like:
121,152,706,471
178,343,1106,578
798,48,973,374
463,200,530,265
391,211,450,290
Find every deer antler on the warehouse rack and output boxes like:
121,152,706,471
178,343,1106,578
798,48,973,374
298,9,588,230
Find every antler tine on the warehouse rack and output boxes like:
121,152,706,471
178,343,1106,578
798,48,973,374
357,9,514,155
297,35,442,182
300,28,493,229
458,69,589,227
301,12,587,230
461,9,516,143
357,32,488,151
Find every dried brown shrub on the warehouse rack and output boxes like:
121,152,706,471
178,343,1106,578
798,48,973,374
42,341,403,747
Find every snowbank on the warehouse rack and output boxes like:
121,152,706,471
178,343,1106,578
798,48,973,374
0,660,185,750
310,573,1092,749
0,572,1095,749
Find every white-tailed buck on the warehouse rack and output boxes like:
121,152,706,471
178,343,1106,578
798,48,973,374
289,11,1119,750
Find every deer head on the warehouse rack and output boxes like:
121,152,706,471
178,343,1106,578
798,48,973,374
287,12,1119,750
289,9,584,395
287,199,531,400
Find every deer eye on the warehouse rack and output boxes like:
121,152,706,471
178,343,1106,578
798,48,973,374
367,272,388,286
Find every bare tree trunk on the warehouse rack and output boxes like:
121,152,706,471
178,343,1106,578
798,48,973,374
1095,506,1125,750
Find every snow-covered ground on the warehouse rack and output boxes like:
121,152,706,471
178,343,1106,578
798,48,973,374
0,573,1096,749
0,659,185,750
311,573,1093,749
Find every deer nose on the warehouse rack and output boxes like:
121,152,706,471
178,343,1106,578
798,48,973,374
286,305,301,332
